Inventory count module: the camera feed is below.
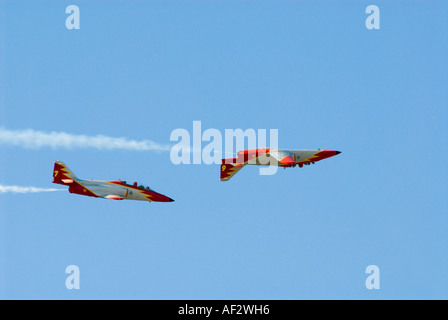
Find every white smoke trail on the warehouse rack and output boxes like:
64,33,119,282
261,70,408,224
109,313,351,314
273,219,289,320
0,127,171,152
0,184,63,194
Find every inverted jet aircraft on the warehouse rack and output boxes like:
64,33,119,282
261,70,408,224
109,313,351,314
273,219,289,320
52,160,174,202
220,148,341,181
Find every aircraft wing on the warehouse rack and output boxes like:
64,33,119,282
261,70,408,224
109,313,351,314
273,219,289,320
103,195,124,200
89,184,128,200
269,150,296,165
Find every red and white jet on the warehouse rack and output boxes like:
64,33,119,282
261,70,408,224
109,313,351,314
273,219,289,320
220,148,341,181
52,160,174,202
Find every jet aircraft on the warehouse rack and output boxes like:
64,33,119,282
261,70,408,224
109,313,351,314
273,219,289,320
220,148,341,181
52,160,174,202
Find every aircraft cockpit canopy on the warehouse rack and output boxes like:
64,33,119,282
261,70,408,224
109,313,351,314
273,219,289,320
120,180,153,191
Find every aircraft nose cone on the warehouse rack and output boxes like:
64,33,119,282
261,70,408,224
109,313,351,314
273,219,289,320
148,192,175,203
315,150,341,161
328,150,341,157
158,195,175,202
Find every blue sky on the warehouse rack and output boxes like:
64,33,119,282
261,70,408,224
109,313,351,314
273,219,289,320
0,0,447,299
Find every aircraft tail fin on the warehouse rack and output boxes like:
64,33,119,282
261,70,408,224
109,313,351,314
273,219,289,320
52,160,79,185
220,158,245,181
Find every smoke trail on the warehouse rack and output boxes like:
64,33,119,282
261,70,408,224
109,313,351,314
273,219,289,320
0,127,171,152
0,184,63,194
